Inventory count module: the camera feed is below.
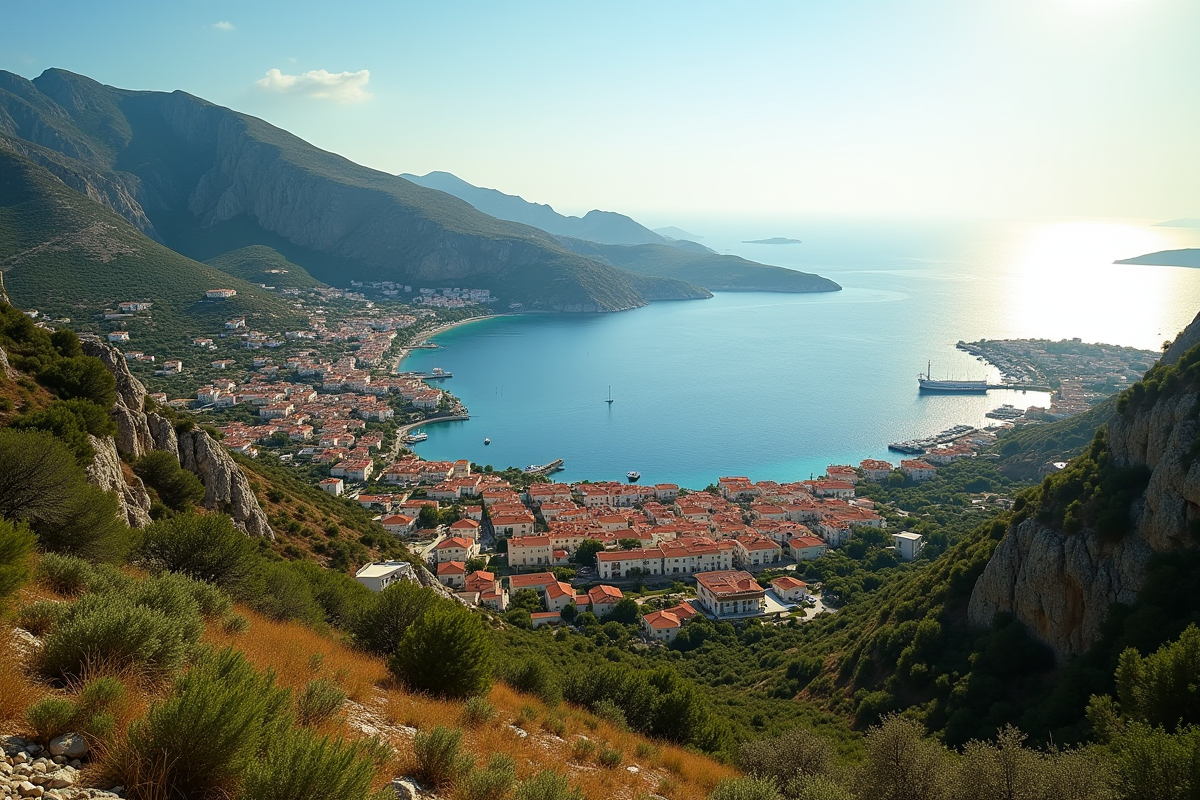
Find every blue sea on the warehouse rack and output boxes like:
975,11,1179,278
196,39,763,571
402,218,1200,488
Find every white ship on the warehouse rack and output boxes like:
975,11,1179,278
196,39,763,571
918,361,988,394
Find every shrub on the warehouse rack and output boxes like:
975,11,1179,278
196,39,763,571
133,451,206,512
246,561,324,625
410,726,472,789
389,604,493,699
501,656,562,706
223,613,250,634
592,698,629,730
77,676,126,716
739,727,832,786
541,715,567,738
598,748,623,768
0,518,34,604
457,754,516,800
461,696,496,728
37,354,116,407
102,648,291,800
11,399,115,462
513,770,582,800
296,678,347,726
708,777,783,800
570,738,597,763
238,727,376,800
17,600,67,635
139,513,256,588
24,697,76,744
351,580,438,656
34,552,95,595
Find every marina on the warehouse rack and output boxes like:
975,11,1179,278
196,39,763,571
888,424,979,455
523,459,565,475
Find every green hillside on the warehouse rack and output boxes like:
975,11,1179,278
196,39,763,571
0,150,306,350
555,236,842,293
205,245,325,291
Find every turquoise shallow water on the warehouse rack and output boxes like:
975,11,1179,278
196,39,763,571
402,218,1200,488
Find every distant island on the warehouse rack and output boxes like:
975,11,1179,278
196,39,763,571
1154,219,1200,228
1115,248,1200,268
743,237,802,245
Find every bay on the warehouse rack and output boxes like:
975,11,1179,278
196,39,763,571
402,218,1200,488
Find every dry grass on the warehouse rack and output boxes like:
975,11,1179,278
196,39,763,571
0,624,46,725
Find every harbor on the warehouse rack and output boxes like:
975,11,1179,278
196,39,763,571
523,459,565,475
888,424,978,455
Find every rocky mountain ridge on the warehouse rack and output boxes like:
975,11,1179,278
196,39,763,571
79,338,272,538
968,311,1200,662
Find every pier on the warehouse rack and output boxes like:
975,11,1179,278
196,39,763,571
523,459,565,475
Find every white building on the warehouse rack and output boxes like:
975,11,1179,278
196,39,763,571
892,532,924,562
354,560,414,592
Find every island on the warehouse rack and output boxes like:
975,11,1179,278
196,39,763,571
1115,248,1200,269
742,237,802,245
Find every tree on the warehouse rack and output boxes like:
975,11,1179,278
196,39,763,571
856,715,951,800
50,328,82,358
465,556,488,573
38,355,116,408
351,580,438,656
619,538,640,550
0,518,34,604
560,603,577,623
511,588,545,613
134,451,206,512
1114,624,1200,732
602,598,640,626
139,513,256,588
389,604,493,698
11,399,115,463
574,539,605,568
418,505,440,529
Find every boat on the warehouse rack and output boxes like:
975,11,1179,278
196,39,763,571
404,431,428,443
918,361,988,394
524,459,565,475
428,367,452,379
626,470,641,482
605,385,614,404
484,438,491,446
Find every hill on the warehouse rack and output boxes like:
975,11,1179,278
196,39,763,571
0,68,708,312
401,170,682,247
0,149,307,347
205,245,325,291
1114,248,1200,268
555,236,842,293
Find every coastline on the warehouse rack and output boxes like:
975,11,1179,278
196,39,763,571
393,313,507,372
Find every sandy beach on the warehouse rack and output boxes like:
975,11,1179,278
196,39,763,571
392,313,503,373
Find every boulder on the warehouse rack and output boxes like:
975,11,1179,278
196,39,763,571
47,735,86,760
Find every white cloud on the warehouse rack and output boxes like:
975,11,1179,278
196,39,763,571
255,68,372,103
212,21,234,30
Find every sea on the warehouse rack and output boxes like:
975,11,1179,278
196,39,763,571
401,217,1200,489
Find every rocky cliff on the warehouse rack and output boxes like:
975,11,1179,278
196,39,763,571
968,311,1200,663
81,339,272,538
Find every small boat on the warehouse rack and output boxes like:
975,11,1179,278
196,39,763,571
405,431,428,443
605,385,614,405
484,438,491,446
626,470,641,482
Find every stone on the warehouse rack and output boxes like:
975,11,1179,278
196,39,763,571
17,779,42,797
389,778,421,800
47,736,86,761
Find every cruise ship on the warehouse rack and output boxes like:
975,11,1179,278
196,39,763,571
917,362,988,394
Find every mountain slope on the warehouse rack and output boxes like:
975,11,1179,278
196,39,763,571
555,236,842,293
0,148,306,340
0,68,708,312
401,170,676,246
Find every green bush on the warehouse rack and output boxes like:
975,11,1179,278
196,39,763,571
0,518,35,603
37,355,116,408
296,678,347,727
410,726,472,789
389,604,493,699
237,727,376,800
513,770,582,800
708,777,783,800
133,451,206,512
24,697,77,744
592,699,628,730
103,648,292,800
34,552,96,595
598,747,623,768
458,753,516,800
17,600,67,635
245,561,324,625
501,657,561,706
11,399,115,463
351,580,438,656
223,612,250,634
461,695,497,728
77,675,126,716
139,513,256,588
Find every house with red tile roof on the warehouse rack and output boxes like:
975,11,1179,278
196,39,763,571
770,576,811,603
587,584,623,616
449,518,481,541
695,570,766,618
530,611,563,629
788,535,828,561
641,601,699,643
859,459,895,481
380,514,416,536
434,536,478,563
507,535,554,568
826,465,859,484
436,561,466,589
733,535,783,569
900,459,937,482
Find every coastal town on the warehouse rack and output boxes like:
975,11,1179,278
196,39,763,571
93,283,1117,645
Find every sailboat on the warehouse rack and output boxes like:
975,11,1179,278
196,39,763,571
605,385,614,405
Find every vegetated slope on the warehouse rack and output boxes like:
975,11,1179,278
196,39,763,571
401,170,683,247
1115,248,1200,268
556,236,842,293
205,245,325,291
0,149,305,341
991,396,1118,480
0,68,704,312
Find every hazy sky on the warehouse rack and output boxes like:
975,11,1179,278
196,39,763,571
2,0,1197,222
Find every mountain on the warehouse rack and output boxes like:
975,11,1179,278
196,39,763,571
654,226,702,240
1115,248,1200,268
554,236,841,293
0,148,306,341
400,170,675,246
969,310,1200,663
0,68,710,312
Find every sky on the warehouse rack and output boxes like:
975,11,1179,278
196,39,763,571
1,0,1197,223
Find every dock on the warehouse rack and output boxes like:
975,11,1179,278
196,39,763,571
523,459,565,475
888,424,977,455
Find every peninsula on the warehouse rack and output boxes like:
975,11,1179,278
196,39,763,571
743,237,803,245
1115,248,1200,268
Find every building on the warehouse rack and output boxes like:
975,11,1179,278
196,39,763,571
206,288,237,299
587,585,624,616
788,535,828,561
380,514,417,536
734,535,783,569
448,518,481,541
119,301,152,312
859,459,895,482
694,570,766,618
436,561,467,589
530,611,563,629
434,536,478,564
900,459,937,482
892,531,924,561
507,536,554,568
641,601,699,643
770,576,811,604
353,560,414,592
107,331,130,342
318,477,344,496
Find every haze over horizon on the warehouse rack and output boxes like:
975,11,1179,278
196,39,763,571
3,0,1197,223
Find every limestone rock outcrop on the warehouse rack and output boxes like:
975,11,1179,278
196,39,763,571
80,338,272,538
85,434,152,529
968,311,1200,663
